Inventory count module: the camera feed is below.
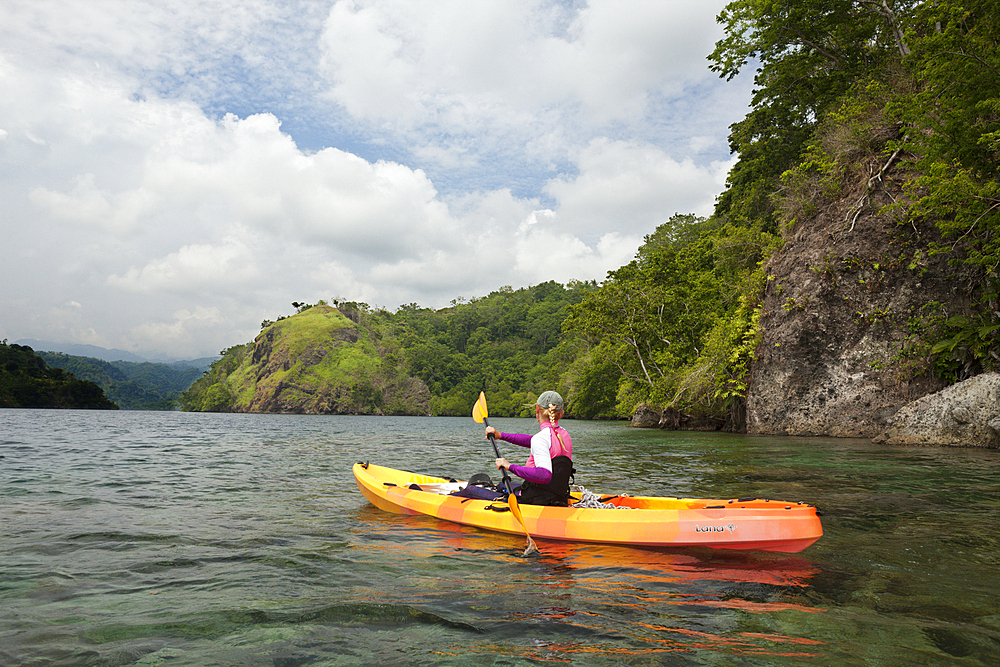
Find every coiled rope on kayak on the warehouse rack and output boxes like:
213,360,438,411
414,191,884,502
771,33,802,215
571,485,634,509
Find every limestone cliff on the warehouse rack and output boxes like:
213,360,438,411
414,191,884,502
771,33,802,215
746,162,979,438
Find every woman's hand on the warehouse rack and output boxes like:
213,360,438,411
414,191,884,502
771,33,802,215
485,426,499,440
495,457,510,471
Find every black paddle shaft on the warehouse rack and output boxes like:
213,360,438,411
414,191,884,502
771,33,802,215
483,417,516,495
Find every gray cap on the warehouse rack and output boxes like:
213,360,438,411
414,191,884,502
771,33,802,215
536,390,564,412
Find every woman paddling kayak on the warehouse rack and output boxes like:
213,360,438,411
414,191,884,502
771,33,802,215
486,390,575,506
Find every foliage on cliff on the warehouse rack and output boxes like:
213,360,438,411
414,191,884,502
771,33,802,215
38,353,203,410
559,0,999,428
711,0,999,378
0,342,118,409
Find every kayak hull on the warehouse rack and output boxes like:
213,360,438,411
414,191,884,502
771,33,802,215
354,463,823,553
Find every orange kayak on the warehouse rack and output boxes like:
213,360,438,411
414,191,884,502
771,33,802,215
353,463,823,553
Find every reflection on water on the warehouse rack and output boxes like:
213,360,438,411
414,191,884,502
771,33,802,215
0,410,997,666
354,504,829,662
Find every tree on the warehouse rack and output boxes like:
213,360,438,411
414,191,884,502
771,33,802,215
709,0,918,226
892,0,1000,375
900,0,1000,269
563,215,731,415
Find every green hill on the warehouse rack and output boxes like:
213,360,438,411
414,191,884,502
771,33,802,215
181,305,431,415
181,283,594,417
0,342,117,409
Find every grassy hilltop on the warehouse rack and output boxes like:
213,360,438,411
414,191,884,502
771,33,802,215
181,305,431,415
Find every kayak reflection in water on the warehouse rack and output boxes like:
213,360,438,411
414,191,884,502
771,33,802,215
487,390,576,507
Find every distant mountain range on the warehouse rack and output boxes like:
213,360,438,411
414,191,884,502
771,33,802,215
15,339,216,369
11,340,218,410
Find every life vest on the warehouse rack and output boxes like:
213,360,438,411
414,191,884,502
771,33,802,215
524,422,572,466
519,423,575,507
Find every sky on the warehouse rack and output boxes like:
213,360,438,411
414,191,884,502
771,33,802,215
1,0,754,360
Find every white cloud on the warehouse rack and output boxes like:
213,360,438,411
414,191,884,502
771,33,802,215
108,233,259,294
319,0,727,144
127,306,229,356
0,0,751,358
545,138,733,234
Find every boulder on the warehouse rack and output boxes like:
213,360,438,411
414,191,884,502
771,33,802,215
874,372,1000,448
630,404,661,428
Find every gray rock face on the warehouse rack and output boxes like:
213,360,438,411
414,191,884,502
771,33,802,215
630,404,661,428
875,372,1000,448
744,158,978,438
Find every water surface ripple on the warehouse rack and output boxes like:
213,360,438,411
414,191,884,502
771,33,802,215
1,410,997,666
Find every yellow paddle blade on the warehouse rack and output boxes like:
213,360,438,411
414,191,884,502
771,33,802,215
472,391,489,423
508,494,538,556
507,492,522,522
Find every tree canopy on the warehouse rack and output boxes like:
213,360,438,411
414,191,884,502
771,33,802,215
709,0,916,227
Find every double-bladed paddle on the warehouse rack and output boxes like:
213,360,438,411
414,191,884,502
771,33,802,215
472,391,538,556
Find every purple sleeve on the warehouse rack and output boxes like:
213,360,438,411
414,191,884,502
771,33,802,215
499,432,533,448
509,464,552,484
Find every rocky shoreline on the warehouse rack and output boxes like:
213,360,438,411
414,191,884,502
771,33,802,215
631,372,1000,449
873,372,1000,448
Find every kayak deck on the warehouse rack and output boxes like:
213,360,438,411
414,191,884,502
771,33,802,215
354,463,823,553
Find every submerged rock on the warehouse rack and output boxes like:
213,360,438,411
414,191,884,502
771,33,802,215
874,372,1000,448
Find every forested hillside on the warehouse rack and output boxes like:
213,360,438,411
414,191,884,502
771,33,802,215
38,353,205,410
389,281,596,415
181,282,596,416
0,342,117,409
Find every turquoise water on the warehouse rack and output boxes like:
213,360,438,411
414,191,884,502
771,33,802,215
1,410,997,666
